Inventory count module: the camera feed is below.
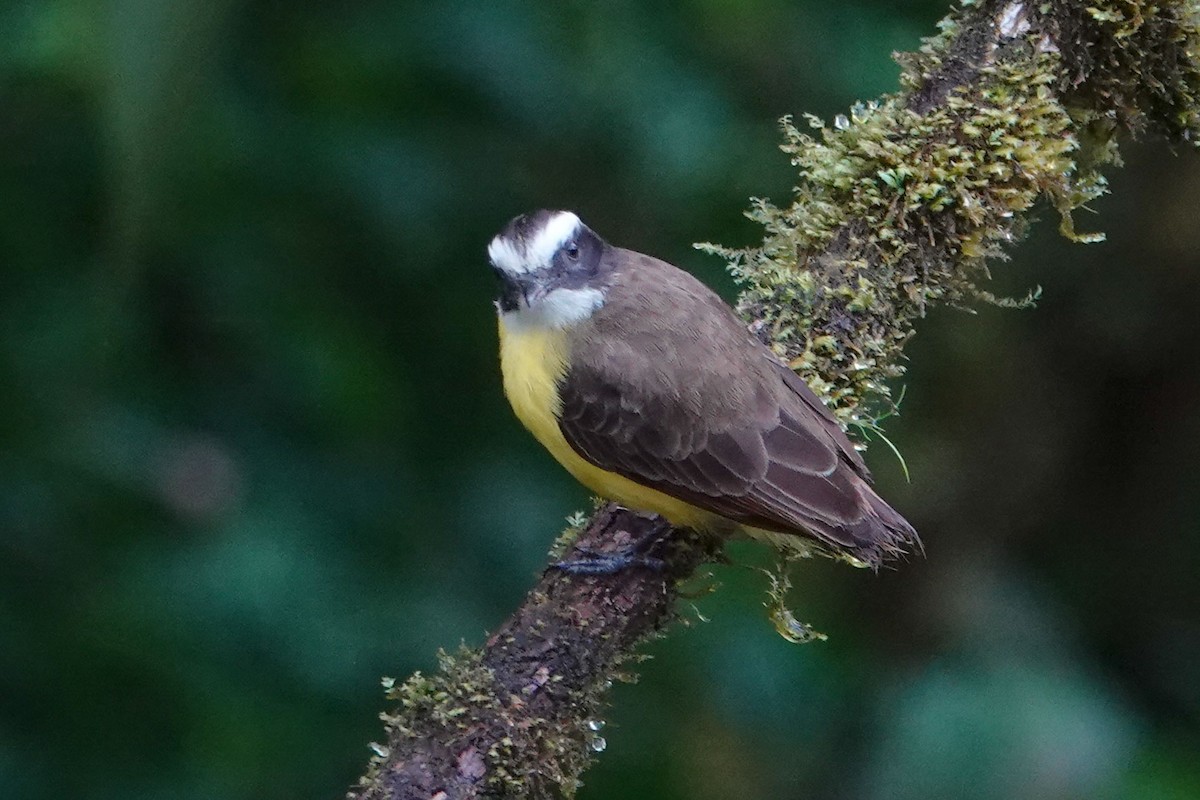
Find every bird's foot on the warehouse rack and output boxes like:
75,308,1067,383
550,524,672,575
551,547,666,575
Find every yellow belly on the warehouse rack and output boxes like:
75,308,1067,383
497,316,717,529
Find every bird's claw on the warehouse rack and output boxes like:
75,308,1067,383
551,546,667,575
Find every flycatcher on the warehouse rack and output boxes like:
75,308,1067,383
489,210,917,568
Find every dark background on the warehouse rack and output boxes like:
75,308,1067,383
3,1,1199,798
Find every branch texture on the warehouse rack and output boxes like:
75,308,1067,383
350,2,1200,797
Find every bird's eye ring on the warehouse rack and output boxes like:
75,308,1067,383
565,242,580,260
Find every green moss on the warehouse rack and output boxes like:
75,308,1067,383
761,556,828,644
1052,0,1200,142
548,509,595,561
701,1,1200,424
355,645,609,798
703,56,1081,418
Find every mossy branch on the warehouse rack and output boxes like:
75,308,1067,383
349,2,1200,798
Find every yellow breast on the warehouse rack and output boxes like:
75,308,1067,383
497,315,715,529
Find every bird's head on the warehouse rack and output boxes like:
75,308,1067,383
487,210,608,329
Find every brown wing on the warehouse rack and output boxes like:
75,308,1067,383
558,248,917,566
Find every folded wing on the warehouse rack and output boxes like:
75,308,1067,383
557,353,917,567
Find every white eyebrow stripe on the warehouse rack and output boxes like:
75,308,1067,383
525,211,581,270
487,236,526,275
487,211,582,276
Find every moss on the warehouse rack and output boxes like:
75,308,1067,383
547,510,595,561
702,55,1083,419
700,0,1200,424
1052,0,1200,141
761,555,828,644
355,645,611,798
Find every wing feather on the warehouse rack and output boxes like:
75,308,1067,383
557,360,868,535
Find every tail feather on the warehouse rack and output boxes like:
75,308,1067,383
846,488,920,568
746,484,919,569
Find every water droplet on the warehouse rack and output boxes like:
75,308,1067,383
590,736,607,752
834,114,850,131
586,719,606,732
369,742,391,758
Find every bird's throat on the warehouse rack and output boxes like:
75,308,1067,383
498,315,570,444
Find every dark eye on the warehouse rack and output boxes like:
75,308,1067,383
565,242,580,260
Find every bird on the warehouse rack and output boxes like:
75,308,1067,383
488,209,918,569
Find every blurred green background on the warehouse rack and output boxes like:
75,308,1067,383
3,1,1199,798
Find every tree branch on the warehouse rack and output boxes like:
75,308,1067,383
349,2,1200,797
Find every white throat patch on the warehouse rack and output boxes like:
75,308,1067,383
500,286,605,331
488,211,581,275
